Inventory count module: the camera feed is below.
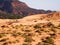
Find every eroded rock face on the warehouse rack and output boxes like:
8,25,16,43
0,0,12,13
0,0,53,16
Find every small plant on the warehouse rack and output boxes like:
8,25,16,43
47,22,53,27
1,25,5,28
0,13,23,19
51,28,56,32
34,25,41,29
24,30,31,32
23,43,28,45
35,30,41,35
0,33,5,38
12,33,20,37
36,42,43,45
42,37,55,45
43,43,51,45
49,33,56,38
0,38,7,42
2,42,7,45
24,35,34,42
15,25,20,29
58,24,60,27
12,32,21,37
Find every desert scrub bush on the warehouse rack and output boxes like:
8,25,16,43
1,25,6,28
23,43,32,45
14,25,20,29
0,38,7,42
0,33,5,38
34,24,41,29
35,29,41,35
27,33,33,36
49,33,56,39
2,42,7,45
24,35,34,42
23,30,31,32
0,13,23,19
54,24,60,29
43,43,54,45
51,27,56,33
16,39,20,43
36,42,43,45
23,43,28,45
49,23,57,29
12,32,21,37
42,37,55,45
47,22,54,27
22,32,35,37
57,24,60,27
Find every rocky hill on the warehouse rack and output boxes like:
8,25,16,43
0,0,54,16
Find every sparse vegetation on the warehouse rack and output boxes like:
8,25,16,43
42,37,55,45
24,35,34,42
23,43,28,45
34,24,41,29
12,32,21,37
0,18,59,45
2,42,7,45
36,42,43,45
0,38,7,42
0,13,23,19
0,33,5,38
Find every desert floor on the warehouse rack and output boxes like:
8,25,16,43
0,14,60,45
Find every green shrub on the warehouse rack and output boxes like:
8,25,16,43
12,32,21,37
0,33,5,38
0,38,7,42
34,25,41,29
23,43,28,45
42,37,55,45
24,35,34,42
36,42,43,45
2,42,7,45
0,13,23,19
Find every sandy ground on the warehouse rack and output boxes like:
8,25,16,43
0,13,60,45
